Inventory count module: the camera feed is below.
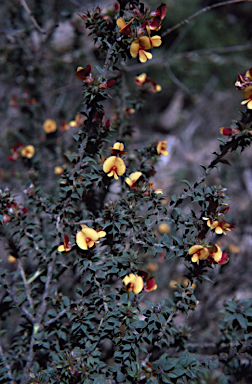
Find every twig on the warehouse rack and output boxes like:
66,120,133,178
18,260,34,310
21,253,57,384
20,0,46,34
98,45,115,82
162,0,252,37
44,298,83,326
125,43,252,72
0,344,16,384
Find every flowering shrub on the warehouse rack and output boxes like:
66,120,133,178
1,1,252,384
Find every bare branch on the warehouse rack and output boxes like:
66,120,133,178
20,0,46,34
0,344,16,384
162,0,252,37
18,260,34,310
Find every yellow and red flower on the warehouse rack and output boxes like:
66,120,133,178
58,234,75,252
207,243,223,263
203,217,235,235
235,68,252,89
21,145,35,159
130,26,162,63
76,225,106,250
130,36,153,63
103,156,126,179
135,73,162,93
76,64,93,82
123,273,144,294
7,142,24,161
145,277,157,292
188,245,209,264
43,119,57,134
156,141,169,156
220,127,240,136
109,142,127,156
125,171,142,187
241,85,252,109
116,17,134,37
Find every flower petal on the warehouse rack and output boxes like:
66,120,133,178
116,17,126,30
103,156,117,173
76,231,88,250
130,40,140,58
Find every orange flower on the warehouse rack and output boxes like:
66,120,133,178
188,245,209,264
158,223,170,234
43,119,57,133
125,171,142,187
123,273,144,294
116,17,134,37
157,141,169,156
21,145,35,159
103,156,126,179
76,225,106,250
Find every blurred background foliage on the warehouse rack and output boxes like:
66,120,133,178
0,0,252,359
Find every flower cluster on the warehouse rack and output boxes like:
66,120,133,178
7,142,35,161
116,3,166,63
235,67,252,109
188,243,228,265
203,217,235,235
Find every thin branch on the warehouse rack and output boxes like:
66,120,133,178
162,0,252,37
0,344,16,384
18,260,34,310
125,43,252,72
21,253,57,384
20,0,46,34
98,45,114,82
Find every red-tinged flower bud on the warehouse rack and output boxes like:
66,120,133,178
220,127,233,135
114,2,119,11
218,252,229,265
105,119,111,129
107,79,116,88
